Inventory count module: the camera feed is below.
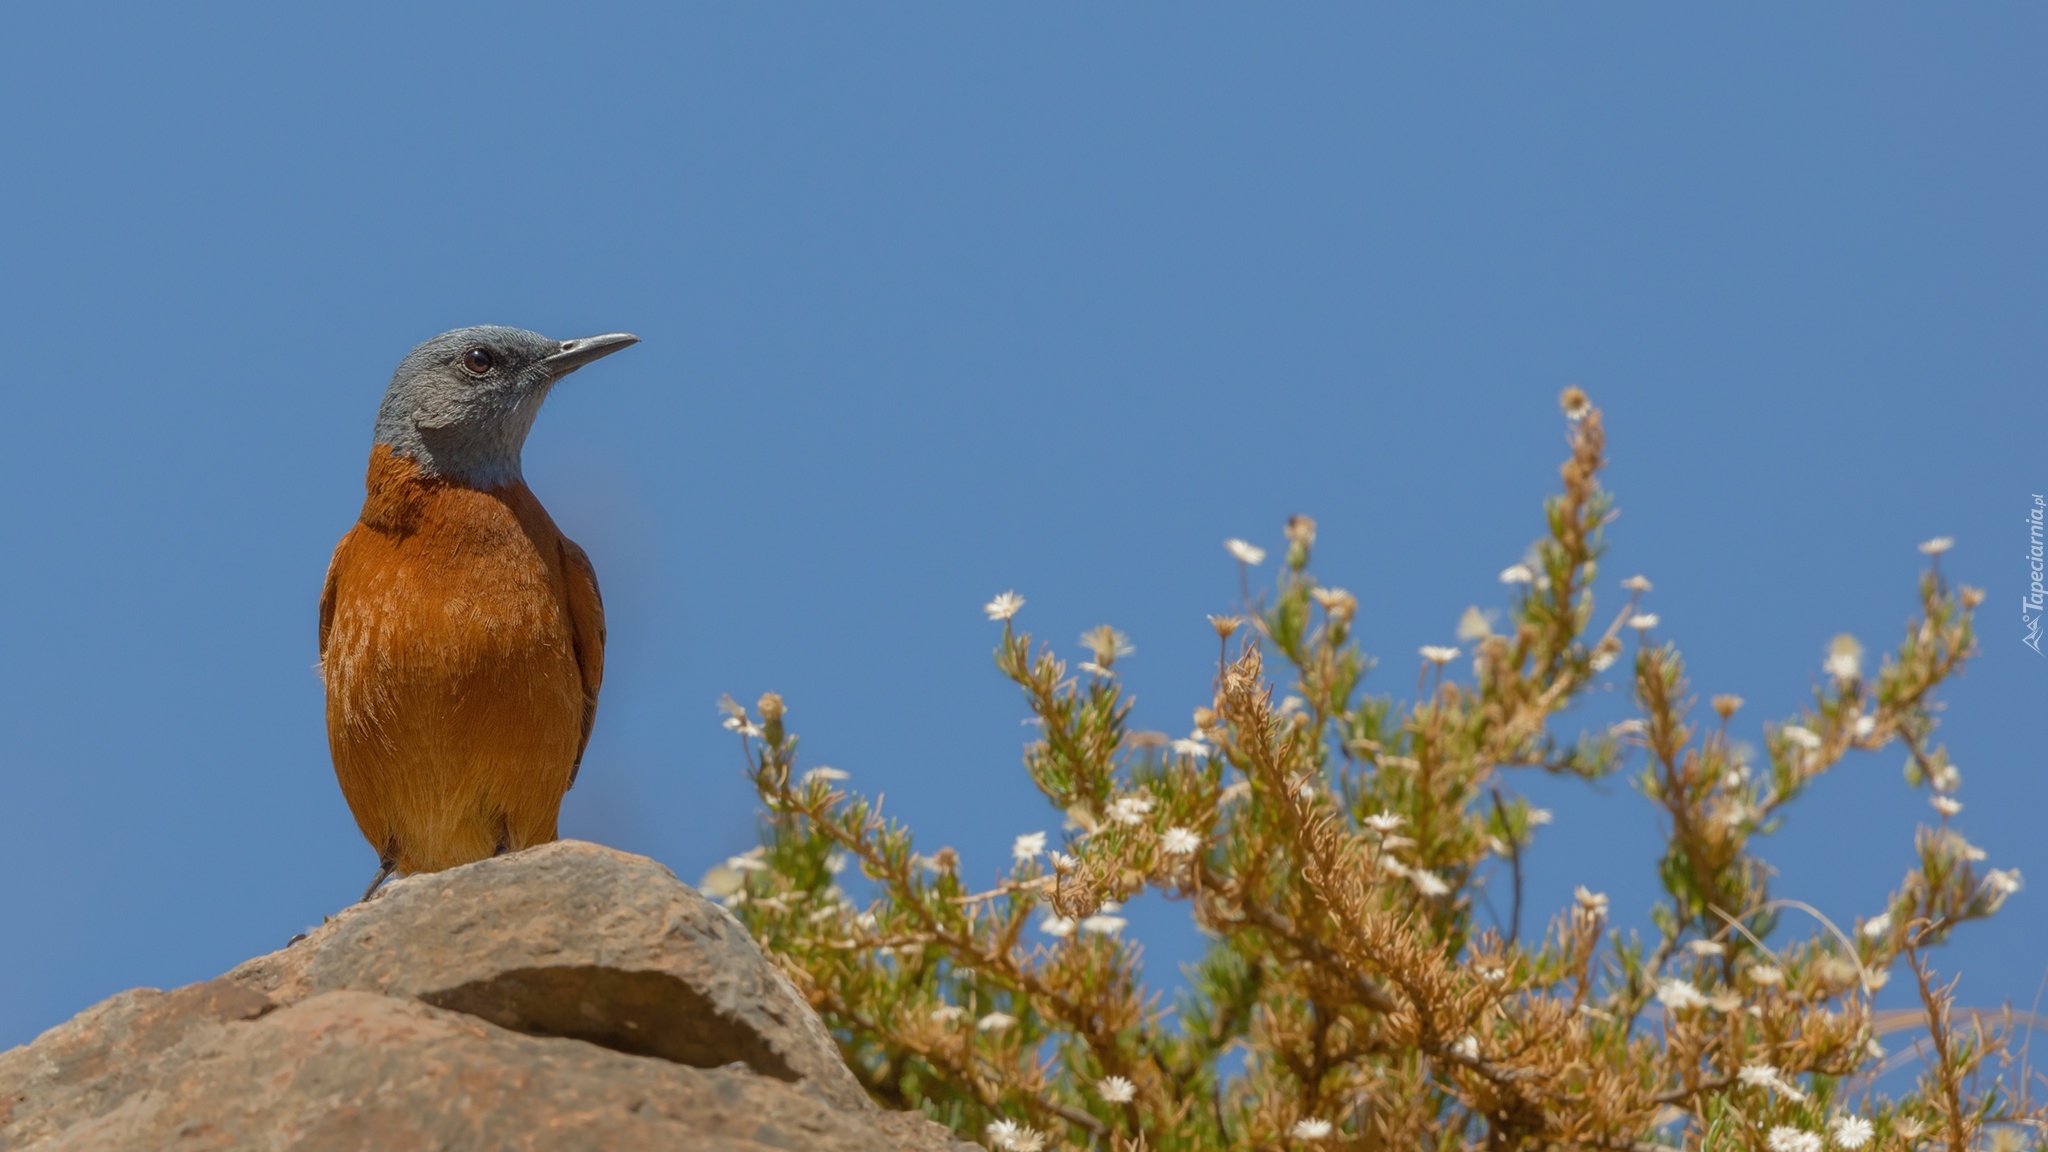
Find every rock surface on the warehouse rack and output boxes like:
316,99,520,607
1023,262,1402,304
0,841,971,1152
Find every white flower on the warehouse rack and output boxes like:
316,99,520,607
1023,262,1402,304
1918,536,1955,556
1048,851,1077,872
824,852,850,875
1930,761,1961,791
1077,661,1117,679
1162,827,1202,856
697,865,744,898
1861,912,1892,938
976,1012,1018,1033
1781,725,1824,751
1080,912,1128,935
930,1004,966,1024
1628,613,1660,630
1420,645,1461,665
1748,964,1785,986
1687,939,1726,957
984,1117,1046,1152
1825,635,1863,682
1290,1118,1335,1140
1932,795,1963,817
1985,868,2023,897
1656,979,1708,1011
1831,1115,1874,1149
1170,737,1210,758
727,853,770,873
800,766,849,785
1574,886,1609,916
1012,831,1047,863
1097,1075,1136,1104
1528,808,1554,826
1408,869,1450,897
1450,1034,1480,1059
1589,648,1619,672
984,591,1025,621
1364,811,1405,833
1225,538,1267,565
1499,564,1535,585
1766,1126,1822,1152
1477,965,1507,982
1853,714,1876,739
1218,780,1252,805
1621,574,1654,593
1039,916,1076,938
1739,1063,1782,1090
1108,796,1155,826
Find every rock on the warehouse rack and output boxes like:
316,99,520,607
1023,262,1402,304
0,842,971,1152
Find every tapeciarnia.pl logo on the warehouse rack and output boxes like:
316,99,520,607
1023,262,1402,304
2026,494,2045,655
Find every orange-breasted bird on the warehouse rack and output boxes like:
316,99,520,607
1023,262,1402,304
320,326,638,899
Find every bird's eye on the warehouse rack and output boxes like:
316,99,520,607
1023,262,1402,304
461,347,495,375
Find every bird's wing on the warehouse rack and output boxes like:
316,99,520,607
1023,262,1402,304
318,541,342,661
559,536,607,787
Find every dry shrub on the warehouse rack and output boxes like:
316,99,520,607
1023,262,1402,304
705,394,2037,1152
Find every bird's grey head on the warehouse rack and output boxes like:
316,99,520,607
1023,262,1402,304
372,325,639,488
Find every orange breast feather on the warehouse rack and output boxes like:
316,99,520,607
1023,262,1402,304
319,446,604,874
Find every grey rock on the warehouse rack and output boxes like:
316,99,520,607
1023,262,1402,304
0,841,970,1152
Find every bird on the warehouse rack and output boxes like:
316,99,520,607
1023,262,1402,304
319,325,638,900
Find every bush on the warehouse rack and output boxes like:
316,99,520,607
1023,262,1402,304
703,392,2036,1152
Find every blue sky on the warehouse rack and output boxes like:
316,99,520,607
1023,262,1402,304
1,6,2042,1051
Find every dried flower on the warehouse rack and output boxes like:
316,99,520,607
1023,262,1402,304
1627,613,1660,630
1207,613,1242,638
1284,514,1317,547
1824,634,1863,682
1290,1117,1335,1140
983,591,1025,621
1559,385,1592,421
1162,827,1202,855
1225,538,1267,565
1766,1126,1821,1152
1420,645,1460,665
1097,1075,1136,1104
1985,868,2023,897
1656,979,1708,1011
1312,587,1358,620
1456,606,1495,641
1831,1115,1874,1149
930,1004,966,1024
1713,694,1744,721
1012,831,1047,863
1499,563,1535,584
1080,625,1135,669
1918,536,1955,555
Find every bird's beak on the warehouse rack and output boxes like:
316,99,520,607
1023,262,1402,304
543,332,640,378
